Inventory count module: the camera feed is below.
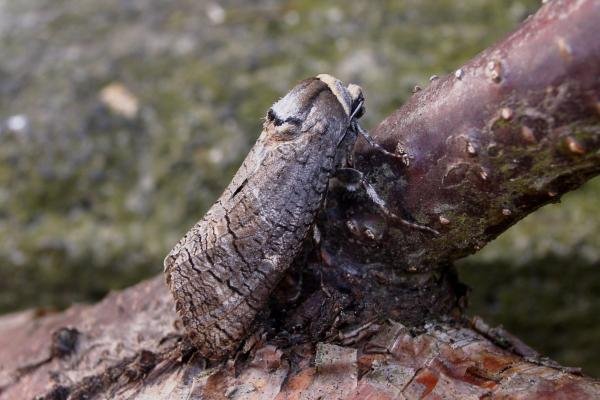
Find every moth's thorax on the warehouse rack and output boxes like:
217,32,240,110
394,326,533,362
263,75,364,152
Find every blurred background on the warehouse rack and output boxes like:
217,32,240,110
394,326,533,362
0,0,598,376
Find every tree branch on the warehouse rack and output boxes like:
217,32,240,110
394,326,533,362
1,280,599,398
316,0,600,324
326,0,600,269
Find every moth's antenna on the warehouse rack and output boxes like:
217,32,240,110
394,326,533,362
336,100,365,148
349,100,364,120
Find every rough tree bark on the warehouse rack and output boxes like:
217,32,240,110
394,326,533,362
1,0,599,399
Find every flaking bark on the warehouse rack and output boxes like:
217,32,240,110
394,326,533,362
1,281,599,399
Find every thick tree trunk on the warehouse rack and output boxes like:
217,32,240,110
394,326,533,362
1,277,599,399
1,0,599,399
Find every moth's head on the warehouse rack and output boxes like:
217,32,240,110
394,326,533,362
264,74,364,141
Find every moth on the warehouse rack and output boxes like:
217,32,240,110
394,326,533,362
164,74,434,360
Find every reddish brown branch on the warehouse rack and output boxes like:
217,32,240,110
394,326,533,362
1,285,599,399
326,0,600,270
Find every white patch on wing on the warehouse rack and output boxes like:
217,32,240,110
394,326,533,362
271,91,302,120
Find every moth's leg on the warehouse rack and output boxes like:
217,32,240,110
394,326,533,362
353,123,408,164
332,167,363,191
334,167,439,235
